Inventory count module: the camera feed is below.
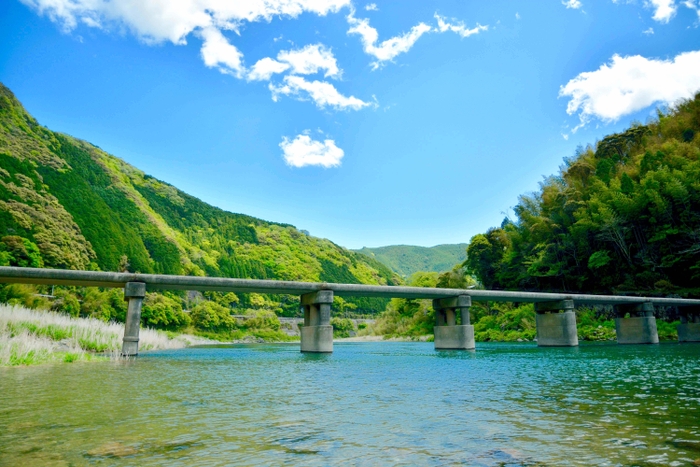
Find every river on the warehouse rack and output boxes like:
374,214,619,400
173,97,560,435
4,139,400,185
1,342,699,466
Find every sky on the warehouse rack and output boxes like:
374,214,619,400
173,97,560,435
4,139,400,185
1,0,699,250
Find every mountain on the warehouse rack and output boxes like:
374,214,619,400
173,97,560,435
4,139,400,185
0,83,400,313
354,244,468,277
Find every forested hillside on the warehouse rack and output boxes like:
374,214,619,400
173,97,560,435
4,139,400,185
0,83,399,319
465,94,700,297
355,244,468,277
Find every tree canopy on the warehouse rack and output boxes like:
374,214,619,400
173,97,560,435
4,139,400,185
466,94,700,297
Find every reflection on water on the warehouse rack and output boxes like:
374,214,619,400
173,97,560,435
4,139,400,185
1,342,699,466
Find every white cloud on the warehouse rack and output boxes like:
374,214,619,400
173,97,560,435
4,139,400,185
683,0,700,18
21,0,363,112
434,14,488,38
560,50,700,124
562,0,583,9
248,57,290,81
280,134,344,167
248,44,340,82
643,27,655,34
515,12,521,20
18,0,351,66
615,0,699,22
270,75,371,110
277,44,340,78
648,0,677,22
199,27,245,77
347,10,432,69
347,11,486,69
365,3,378,11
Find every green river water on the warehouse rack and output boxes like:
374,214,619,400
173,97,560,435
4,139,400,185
1,342,699,466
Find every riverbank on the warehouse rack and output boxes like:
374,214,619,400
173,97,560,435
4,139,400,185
336,335,431,342
358,302,682,342
1,303,684,367
0,305,210,366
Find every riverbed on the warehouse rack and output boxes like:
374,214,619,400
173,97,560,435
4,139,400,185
1,342,699,466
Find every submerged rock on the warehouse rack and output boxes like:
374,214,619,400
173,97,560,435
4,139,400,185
86,442,138,458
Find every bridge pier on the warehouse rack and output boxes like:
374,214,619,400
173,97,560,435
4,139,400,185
678,307,700,343
433,295,474,350
300,290,334,353
535,300,578,347
614,302,659,344
121,282,146,356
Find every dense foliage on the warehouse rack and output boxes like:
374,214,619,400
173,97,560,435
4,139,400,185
366,272,680,342
355,243,468,277
0,82,402,336
465,94,700,297
366,270,475,338
367,99,699,342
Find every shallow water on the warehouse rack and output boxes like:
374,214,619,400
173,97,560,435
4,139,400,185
1,342,699,466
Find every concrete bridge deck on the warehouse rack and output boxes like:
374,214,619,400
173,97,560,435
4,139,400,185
1,266,699,353
1,266,699,306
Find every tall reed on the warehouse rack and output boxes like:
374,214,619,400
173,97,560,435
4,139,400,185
0,304,202,366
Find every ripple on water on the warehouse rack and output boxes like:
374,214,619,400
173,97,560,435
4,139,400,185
0,341,699,466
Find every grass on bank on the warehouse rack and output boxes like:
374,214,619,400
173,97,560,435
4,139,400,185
0,304,205,366
191,327,298,342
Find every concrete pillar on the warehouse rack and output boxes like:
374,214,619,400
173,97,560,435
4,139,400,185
300,290,333,353
535,300,578,347
433,295,474,350
614,302,659,345
436,308,446,326
677,308,700,343
121,282,146,356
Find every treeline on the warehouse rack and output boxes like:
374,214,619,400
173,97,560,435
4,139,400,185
365,96,699,342
465,94,700,297
364,269,681,342
0,282,302,341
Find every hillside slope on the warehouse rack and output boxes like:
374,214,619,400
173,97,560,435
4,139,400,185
0,83,400,312
465,94,700,296
354,244,468,277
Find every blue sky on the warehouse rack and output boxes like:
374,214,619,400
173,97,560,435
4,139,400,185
1,0,699,249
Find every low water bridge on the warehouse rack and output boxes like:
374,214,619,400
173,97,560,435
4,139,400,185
1,266,699,355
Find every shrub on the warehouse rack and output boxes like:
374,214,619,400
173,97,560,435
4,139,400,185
243,310,281,330
52,289,81,317
79,287,108,319
190,301,236,332
141,293,190,330
331,317,355,338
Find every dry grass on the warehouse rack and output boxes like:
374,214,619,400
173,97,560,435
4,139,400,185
0,304,207,366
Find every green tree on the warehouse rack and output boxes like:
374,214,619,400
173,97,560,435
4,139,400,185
141,293,190,329
464,229,509,288
52,288,81,317
190,301,237,331
463,93,700,296
331,317,355,338
0,236,44,268
243,310,281,330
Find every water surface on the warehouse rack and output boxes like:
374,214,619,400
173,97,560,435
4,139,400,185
1,342,699,466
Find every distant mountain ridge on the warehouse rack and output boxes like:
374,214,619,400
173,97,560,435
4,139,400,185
0,83,400,313
354,244,468,277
